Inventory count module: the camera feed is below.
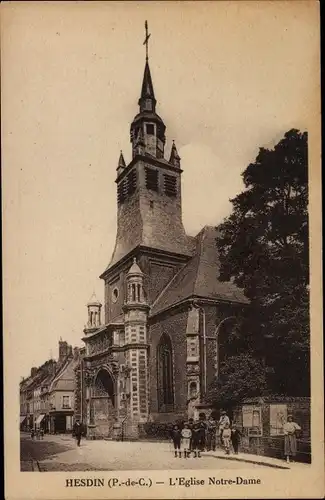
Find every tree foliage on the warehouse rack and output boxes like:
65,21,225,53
206,353,268,407
216,129,309,396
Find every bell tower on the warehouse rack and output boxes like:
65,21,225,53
101,22,191,274
100,22,193,322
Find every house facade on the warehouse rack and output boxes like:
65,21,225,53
20,340,79,433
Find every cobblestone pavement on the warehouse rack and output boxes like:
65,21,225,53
20,433,266,472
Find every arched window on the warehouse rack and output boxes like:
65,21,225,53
157,334,174,411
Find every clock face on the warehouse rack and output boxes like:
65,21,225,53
112,287,119,303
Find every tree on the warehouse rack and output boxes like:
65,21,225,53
216,129,309,396
206,353,268,408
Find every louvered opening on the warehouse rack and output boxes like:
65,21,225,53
145,167,159,192
127,169,137,196
164,174,177,197
117,179,128,204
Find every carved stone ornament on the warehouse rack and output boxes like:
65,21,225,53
84,369,96,387
186,363,200,375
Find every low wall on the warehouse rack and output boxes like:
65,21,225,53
233,397,311,463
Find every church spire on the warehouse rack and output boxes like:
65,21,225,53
138,21,156,113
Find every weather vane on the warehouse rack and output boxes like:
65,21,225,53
143,20,151,61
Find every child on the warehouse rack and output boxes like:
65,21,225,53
171,424,182,458
191,422,201,458
181,424,192,458
222,422,231,454
231,424,241,454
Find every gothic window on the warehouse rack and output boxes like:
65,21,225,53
93,369,115,405
157,334,174,411
132,284,136,302
145,167,159,192
164,174,177,197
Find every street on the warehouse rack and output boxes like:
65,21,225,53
20,432,267,472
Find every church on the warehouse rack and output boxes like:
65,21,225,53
74,26,248,439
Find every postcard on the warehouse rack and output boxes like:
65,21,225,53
2,1,323,499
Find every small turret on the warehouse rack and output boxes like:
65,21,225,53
169,141,181,168
117,151,126,177
125,258,146,304
86,292,102,329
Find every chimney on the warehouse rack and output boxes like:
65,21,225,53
58,340,69,361
31,367,37,377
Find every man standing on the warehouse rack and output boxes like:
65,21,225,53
73,419,83,447
218,410,230,442
206,416,217,451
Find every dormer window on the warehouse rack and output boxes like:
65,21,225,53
146,123,155,135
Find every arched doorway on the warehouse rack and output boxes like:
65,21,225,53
92,368,116,438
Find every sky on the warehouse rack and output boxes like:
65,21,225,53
2,1,319,379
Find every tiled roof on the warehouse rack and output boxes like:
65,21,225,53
150,226,248,316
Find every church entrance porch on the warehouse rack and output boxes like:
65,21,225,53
90,368,116,439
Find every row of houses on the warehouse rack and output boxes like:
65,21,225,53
20,339,82,433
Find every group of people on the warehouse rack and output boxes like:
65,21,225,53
30,428,44,440
170,411,241,458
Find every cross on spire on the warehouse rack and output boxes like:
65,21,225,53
143,20,151,61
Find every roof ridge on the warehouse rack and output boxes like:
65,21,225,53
193,228,208,294
49,357,71,390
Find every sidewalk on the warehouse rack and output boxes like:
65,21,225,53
206,449,309,470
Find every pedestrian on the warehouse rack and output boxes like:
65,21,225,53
206,416,217,451
36,428,40,440
171,424,182,458
283,415,301,463
222,422,231,454
73,419,83,447
197,421,206,455
218,410,230,442
187,418,194,453
231,424,241,454
191,422,201,458
181,424,192,458
30,428,35,440
40,428,44,440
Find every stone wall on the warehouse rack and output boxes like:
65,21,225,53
149,307,188,420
